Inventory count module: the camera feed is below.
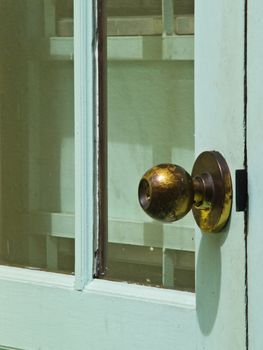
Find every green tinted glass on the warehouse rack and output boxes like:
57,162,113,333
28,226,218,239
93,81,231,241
0,0,74,273
106,0,195,291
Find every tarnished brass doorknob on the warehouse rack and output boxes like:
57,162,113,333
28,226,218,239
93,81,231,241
138,151,232,233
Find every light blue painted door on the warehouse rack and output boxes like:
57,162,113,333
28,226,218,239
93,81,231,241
0,1,247,350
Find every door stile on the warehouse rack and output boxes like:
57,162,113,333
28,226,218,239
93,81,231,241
195,1,247,348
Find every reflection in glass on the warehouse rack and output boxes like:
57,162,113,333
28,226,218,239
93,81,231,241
106,0,195,291
0,0,74,273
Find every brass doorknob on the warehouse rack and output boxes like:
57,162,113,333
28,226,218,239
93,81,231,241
138,151,232,233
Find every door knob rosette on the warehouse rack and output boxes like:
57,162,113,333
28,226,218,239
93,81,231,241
138,151,232,233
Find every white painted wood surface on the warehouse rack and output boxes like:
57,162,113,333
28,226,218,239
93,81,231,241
247,1,263,349
74,0,94,289
0,267,195,350
195,1,246,349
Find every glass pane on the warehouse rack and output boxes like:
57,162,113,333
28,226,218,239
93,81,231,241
106,0,195,291
0,0,74,273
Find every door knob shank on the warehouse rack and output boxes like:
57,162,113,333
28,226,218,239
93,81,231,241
138,151,232,233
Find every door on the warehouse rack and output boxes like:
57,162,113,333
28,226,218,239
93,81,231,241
0,1,247,350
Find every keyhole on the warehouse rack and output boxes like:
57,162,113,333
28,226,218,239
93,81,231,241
138,179,151,210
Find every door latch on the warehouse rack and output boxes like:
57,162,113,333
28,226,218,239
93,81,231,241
235,169,248,212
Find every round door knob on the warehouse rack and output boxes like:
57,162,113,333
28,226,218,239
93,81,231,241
138,151,232,233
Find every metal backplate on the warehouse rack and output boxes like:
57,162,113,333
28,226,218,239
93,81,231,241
191,151,232,233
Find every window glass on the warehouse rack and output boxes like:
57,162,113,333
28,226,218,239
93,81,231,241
0,0,74,273
106,0,195,291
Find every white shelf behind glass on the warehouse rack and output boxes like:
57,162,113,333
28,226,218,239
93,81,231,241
49,35,194,61
23,211,194,252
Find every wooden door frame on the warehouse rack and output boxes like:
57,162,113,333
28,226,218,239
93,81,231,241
247,0,263,348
